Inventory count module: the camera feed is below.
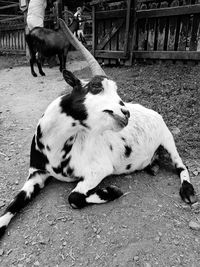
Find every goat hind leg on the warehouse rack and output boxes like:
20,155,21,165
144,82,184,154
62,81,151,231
30,57,37,77
68,177,123,209
0,170,50,238
36,54,45,76
161,129,196,204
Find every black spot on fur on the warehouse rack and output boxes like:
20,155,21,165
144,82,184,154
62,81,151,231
126,164,131,170
53,156,71,175
62,143,73,159
96,186,123,201
67,167,74,176
68,192,87,209
119,100,125,106
109,145,113,151
30,136,49,170
36,125,44,150
124,145,132,157
72,122,76,127
85,75,106,95
60,91,88,122
46,145,51,151
121,137,126,142
0,226,7,238
5,191,27,214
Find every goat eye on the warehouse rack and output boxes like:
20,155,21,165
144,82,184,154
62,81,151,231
90,86,103,95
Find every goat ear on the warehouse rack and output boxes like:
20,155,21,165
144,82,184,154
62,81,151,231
63,69,81,88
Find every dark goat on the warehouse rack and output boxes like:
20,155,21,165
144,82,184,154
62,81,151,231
25,17,79,77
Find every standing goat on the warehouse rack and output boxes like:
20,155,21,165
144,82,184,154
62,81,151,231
25,13,79,77
0,19,196,238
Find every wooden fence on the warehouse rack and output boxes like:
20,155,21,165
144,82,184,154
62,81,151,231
0,16,26,54
92,0,200,65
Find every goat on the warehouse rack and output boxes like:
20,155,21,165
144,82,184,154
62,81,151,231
25,13,79,77
0,19,196,238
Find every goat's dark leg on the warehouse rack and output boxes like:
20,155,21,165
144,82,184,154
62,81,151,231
36,53,45,76
30,55,37,77
161,129,197,204
58,53,63,72
68,174,123,209
0,170,50,238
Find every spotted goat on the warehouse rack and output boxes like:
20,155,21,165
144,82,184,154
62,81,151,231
0,19,196,237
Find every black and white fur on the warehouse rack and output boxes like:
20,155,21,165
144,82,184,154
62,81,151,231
0,70,196,237
0,19,196,238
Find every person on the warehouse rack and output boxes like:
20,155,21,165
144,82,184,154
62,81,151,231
27,0,47,30
74,7,87,45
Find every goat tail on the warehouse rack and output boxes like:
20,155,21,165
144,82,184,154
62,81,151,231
0,170,50,238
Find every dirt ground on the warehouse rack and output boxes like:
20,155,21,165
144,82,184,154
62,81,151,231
0,52,200,267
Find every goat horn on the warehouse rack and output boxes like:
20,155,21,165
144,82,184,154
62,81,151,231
58,18,106,77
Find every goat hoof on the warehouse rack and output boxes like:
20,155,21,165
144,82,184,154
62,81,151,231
40,72,45,76
68,192,87,209
32,72,37,77
105,185,123,201
180,180,197,204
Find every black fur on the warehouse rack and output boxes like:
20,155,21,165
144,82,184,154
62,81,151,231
53,156,71,176
5,191,27,214
0,226,6,238
59,93,88,122
68,192,87,209
36,125,44,150
96,186,123,201
126,164,131,170
84,76,106,95
180,180,196,204
30,136,49,170
124,145,132,157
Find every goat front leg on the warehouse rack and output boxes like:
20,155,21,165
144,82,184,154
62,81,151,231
68,168,123,209
0,169,50,238
30,56,37,77
161,128,197,204
36,53,45,76
58,53,64,72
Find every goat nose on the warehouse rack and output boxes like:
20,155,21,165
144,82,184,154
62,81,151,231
121,108,130,118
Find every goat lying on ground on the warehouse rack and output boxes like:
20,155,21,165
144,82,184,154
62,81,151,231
25,12,79,77
0,19,196,238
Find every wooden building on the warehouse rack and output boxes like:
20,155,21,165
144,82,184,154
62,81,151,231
1,0,200,64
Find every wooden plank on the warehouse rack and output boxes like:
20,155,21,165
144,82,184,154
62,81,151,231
91,0,124,6
147,18,156,51
110,19,118,64
96,19,123,50
167,11,178,51
94,50,128,58
157,2,168,51
123,0,131,55
118,19,125,51
96,9,126,19
190,14,200,51
133,50,200,60
92,6,96,55
137,18,147,50
178,15,189,51
137,5,200,19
